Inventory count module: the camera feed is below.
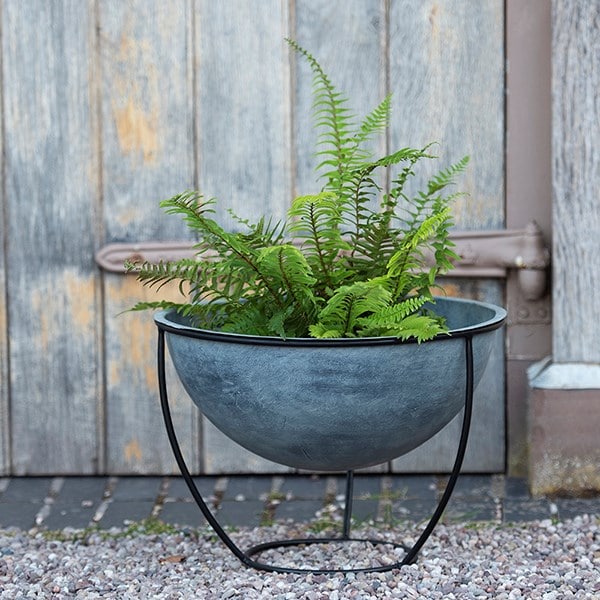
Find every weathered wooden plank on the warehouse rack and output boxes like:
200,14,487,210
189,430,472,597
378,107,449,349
389,0,504,230
195,0,293,472
552,0,600,363
0,120,8,475
196,0,292,227
294,0,386,196
389,1,505,471
104,277,198,474
100,0,199,473
2,0,102,474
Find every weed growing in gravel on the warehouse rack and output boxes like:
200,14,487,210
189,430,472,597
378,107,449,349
40,518,191,544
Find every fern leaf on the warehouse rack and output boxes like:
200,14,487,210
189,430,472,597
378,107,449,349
359,296,428,329
383,313,448,343
427,155,470,195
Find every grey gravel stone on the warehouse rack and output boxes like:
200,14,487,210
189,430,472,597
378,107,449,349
0,514,597,598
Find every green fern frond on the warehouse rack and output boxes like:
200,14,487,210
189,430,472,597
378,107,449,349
131,40,469,342
311,279,392,338
129,300,189,313
257,244,319,324
359,296,428,329
287,192,350,289
427,155,470,195
127,258,201,295
381,313,448,343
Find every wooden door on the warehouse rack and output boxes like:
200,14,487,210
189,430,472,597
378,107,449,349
0,0,505,475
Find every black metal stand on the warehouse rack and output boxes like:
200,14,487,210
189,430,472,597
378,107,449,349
157,328,475,574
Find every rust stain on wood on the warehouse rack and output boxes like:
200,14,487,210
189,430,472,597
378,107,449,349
108,359,121,387
107,276,184,392
29,273,97,354
124,438,143,463
115,207,141,228
438,282,461,297
64,272,96,332
114,97,158,163
429,4,439,29
108,25,161,164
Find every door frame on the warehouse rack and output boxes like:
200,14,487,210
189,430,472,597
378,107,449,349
505,0,552,475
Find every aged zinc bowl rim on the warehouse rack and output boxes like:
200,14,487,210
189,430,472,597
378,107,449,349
154,296,507,346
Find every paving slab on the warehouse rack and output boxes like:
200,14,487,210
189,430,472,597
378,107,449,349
100,501,156,528
159,502,210,527
273,500,324,523
0,478,55,530
505,477,530,498
111,477,164,501
448,475,497,499
0,478,53,503
221,476,273,501
278,475,327,500
217,501,265,528
503,498,551,523
0,503,40,530
350,499,379,522
42,478,108,530
387,475,437,500
389,499,439,523
0,475,597,531
553,498,600,520
164,477,217,502
352,476,384,500
442,501,498,523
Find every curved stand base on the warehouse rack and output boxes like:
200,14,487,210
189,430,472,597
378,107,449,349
157,329,475,574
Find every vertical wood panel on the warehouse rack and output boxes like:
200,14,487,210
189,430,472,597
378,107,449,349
196,0,292,227
100,0,199,473
389,1,505,472
195,0,292,472
552,0,600,363
294,0,386,196
2,0,102,474
0,90,8,475
389,0,504,230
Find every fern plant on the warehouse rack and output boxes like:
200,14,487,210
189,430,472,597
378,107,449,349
128,40,469,342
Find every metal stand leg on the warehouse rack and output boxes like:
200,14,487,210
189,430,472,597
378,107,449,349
342,470,354,540
157,328,475,574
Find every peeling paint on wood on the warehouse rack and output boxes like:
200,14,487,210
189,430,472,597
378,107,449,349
113,98,159,164
196,0,292,228
124,438,144,465
294,0,385,196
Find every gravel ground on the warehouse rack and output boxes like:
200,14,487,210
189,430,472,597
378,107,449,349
0,515,598,599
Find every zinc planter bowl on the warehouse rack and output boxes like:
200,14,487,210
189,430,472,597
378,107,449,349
155,296,506,472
